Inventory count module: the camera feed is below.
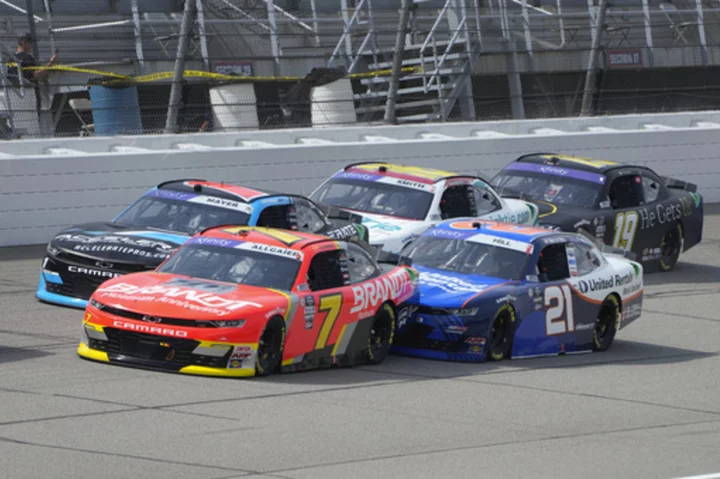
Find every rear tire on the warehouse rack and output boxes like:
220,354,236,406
366,303,395,365
486,305,516,361
593,296,620,352
255,317,285,377
659,223,683,272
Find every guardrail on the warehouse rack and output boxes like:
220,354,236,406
1,109,719,247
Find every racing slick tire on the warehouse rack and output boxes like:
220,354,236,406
659,223,683,272
593,295,621,352
486,304,516,361
255,317,285,377
366,302,396,365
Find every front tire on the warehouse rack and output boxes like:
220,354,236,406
255,317,285,377
486,305,516,361
659,223,683,272
366,303,395,365
593,296,620,351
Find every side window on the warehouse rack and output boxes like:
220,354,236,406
569,241,602,277
440,185,473,219
608,175,644,209
640,172,668,204
537,243,570,282
257,205,292,229
471,185,501,215
294,198,327,233
307,250,347,291
346,243,380,283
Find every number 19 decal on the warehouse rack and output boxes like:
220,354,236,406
545,285,575,336
612,211,639,251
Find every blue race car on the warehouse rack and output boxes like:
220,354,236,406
392,219,645,362
37,179,368,309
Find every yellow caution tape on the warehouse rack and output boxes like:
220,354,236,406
4,62,423,85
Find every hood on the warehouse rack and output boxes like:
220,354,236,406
50,222,189,265
356,212,425,242
91,273,287,321
414,266,511,308
531,201,597,231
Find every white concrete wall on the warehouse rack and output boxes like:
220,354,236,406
2,110,720,247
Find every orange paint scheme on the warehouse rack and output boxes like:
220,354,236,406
79,226,418,377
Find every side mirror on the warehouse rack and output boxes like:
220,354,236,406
525,274,540,283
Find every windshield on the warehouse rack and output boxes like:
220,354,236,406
311,177,434,220
402,235,529,281
491,164,603,209
115,192,252,236
157,243,301,291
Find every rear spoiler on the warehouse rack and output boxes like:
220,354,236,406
661,176,698,193
493,186,530,201
375,248,413,267
577,229,638,261
317,203,364,224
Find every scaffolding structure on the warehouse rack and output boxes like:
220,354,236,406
2,0,720,137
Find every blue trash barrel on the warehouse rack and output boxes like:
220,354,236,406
89,85,144,136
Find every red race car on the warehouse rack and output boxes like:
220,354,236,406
78,226,419,378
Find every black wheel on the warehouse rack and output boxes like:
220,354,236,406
255,317,285,377
593,296,620,351
486,305,516,361
659,223,683,272
366,303,396,365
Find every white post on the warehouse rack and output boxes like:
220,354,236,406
310,0,320,46
521,0,534,60
131,0,145,68
266,0,281,75
641,0,654,67
695,0,708,65
195,0,211,71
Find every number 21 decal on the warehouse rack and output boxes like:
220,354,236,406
612,211,639,251
544,285,575,335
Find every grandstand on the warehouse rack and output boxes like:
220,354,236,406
2,0,720,137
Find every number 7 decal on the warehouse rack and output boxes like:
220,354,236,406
545,285,575,336
314,293,343,350
612,211,639,251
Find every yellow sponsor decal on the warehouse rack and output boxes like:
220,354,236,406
353,163,457,181
541,154,618,169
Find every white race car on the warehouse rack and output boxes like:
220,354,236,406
309,162,540,253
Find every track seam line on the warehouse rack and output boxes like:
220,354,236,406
261,418,720,475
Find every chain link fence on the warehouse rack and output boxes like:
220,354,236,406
3,0,720,140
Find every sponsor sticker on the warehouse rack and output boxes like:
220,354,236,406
97,282,262,315
350,269,414,314
467,233,534,254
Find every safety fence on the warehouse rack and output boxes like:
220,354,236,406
4,0,720,139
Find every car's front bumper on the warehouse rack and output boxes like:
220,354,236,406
392,310,489,362
36,272,89,309
78,319,259,378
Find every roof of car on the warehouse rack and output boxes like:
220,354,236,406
427,219,567,245
157,179,278,202
515,153,631,173
196,225,334,251
343,162,465,184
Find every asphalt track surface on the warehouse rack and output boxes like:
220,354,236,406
2,208,720,479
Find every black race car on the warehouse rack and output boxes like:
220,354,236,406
37,179,369,309
490,153,703,273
